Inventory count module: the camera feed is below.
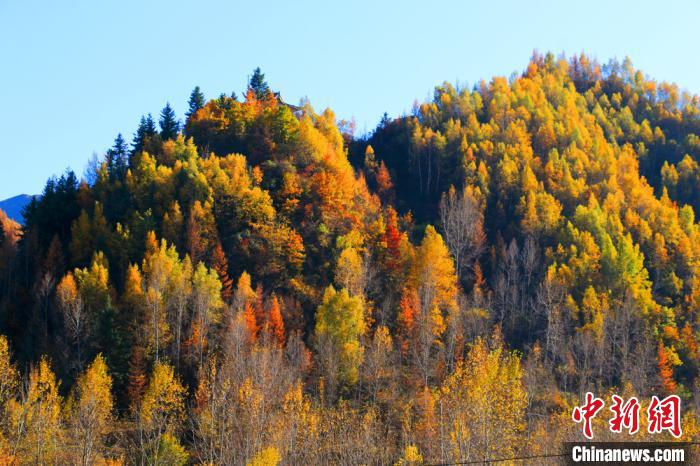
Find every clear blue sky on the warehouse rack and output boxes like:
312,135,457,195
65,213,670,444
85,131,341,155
1,0,698,199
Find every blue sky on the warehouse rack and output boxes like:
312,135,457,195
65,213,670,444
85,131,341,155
1,0,698,199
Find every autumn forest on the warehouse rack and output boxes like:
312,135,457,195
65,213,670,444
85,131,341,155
1,53,700,464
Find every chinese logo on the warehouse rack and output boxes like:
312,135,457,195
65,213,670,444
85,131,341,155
572,392,682,439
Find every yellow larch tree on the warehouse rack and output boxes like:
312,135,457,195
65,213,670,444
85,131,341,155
437,338,527,463
137,361,187,466
66,354,114,466
7,358,64,465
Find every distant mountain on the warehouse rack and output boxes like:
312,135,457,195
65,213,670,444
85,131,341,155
0,194,35,224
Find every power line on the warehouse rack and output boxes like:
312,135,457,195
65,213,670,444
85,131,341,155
426,451,568,465
425,442,700,466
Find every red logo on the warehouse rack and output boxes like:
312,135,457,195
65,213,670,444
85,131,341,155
572,393,682,439
572,392,605,439
609,395,640,435
648,395,682,438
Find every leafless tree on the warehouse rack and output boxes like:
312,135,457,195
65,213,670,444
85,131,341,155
439,186,486,282
605,293,655,394
536,273,567,365
192,312,302,465
493,238,542,344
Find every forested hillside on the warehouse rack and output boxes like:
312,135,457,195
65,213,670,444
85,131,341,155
1,55,700,464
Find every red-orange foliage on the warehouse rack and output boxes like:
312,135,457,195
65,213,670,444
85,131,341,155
244,302,258,342
398,287,419,355
658,343,676,393
376,161,394,203
383,208,402,273
267,295,285,346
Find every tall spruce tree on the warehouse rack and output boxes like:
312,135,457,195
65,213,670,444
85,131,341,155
159,103,180,141
248,67,271,100
106,133,129,181
132,114,157,154
186,87,205,119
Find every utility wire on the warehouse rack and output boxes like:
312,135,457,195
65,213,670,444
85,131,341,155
425,442,700,465
426,451,568,465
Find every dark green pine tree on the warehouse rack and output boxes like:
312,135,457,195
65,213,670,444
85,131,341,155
132,114,157,154
216,92,238,111
248,67,271,100
106,133,129,180
159,103,180,141
379,112,391,129
186,86,205,119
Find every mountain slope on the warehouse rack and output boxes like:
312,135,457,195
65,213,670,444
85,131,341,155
0,194,35,224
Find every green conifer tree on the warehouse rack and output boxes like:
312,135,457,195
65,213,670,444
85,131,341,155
132,114,157,154
159,103,180,141
248,67,271,100
106,133,129,180
185,86,205,119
